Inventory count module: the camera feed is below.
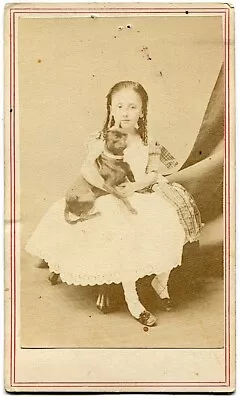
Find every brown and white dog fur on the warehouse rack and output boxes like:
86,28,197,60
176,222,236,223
64,126,137,225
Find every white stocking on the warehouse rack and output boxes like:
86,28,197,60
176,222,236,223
122,280,146,319
151,271,171,299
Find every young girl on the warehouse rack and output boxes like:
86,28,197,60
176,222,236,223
26,81,202,327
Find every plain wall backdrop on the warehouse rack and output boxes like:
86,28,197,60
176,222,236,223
18,15,223,241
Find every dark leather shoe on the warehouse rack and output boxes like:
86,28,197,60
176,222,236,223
159,298,174,312
37,259,49,269
136,310,157,327
48,272,61,285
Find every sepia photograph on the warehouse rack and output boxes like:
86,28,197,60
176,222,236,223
4,2,235,392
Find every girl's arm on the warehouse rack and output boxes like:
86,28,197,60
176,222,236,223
115,172,158,197
132,172,158,191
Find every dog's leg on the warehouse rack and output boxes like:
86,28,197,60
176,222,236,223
78,212,101,222
120,198,138,214
103,183,119,197
122,280,157,326
64,209,101,225
104,184,138,214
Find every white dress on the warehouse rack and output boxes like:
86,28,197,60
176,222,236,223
25,138,186,286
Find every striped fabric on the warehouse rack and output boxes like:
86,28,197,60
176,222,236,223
153,181,203,243
147,141,179,173
159,145,179,170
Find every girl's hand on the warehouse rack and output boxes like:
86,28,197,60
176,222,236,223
115,182,137,198
115,173,159,198
116,172,158,197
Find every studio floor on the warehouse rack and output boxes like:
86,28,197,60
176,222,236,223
21,244,224,349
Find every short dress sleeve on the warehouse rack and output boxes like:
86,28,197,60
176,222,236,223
81,133,105,189
84,132,105,159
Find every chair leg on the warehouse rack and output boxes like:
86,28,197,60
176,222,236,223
96,284,112,314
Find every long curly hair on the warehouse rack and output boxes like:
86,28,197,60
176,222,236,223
99,81,149,146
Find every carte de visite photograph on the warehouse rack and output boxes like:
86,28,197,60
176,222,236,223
5,2,235,393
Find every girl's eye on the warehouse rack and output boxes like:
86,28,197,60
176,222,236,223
130,105,136,109
117,105,122,109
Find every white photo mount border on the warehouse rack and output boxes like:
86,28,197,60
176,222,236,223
4,2,235,393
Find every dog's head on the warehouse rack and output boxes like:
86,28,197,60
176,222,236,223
105,127,128,155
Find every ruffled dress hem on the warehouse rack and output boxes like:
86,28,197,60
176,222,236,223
27,247,182,286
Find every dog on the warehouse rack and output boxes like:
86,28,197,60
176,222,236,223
64,175,103,224
95,128,137,214
64,127,137,225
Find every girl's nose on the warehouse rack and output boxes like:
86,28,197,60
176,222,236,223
122,109,128,117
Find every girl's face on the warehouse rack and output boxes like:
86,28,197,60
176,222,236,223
110,88,143,131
